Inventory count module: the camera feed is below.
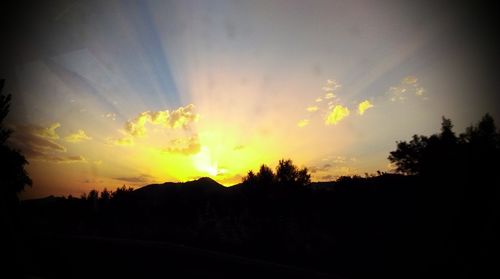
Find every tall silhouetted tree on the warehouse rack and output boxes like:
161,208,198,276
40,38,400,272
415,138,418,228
86,189,99,212
0,80,32,211
0,80,32,278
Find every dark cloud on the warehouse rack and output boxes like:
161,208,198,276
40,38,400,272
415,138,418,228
7,123,88,163
310,163,333,173
41,155,86,164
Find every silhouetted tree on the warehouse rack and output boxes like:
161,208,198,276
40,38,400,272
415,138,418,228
0,80,32,278
86,189,99,212
275,159,310,187
0,80,32,210
255,164,275,185
388,116,462,176
440,117,457,144
460,114,499,153
111,185,134,199
388,134,428,175
243,160,311,188
100,188,110,202
242,170,257,185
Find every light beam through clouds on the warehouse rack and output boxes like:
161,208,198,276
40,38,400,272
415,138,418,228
2,0,497,198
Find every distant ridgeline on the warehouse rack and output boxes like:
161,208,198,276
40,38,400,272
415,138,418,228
18,114,499,279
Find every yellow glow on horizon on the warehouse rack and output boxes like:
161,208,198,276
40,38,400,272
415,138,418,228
123,116,284,187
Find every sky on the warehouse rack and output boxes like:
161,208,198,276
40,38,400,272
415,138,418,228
1,0,499,198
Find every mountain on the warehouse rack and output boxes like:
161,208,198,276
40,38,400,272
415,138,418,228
132,177,226,199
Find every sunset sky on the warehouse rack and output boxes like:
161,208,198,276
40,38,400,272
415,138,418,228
1,0,498,198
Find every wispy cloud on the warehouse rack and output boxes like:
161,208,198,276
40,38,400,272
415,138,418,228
324,92,335,99
306,106,319,112
33,122,60,140
108,136,134,146
402,76,418,85
41,155,86,164
309,163,332,173
64,129,92,143
415,87,425,96
114,174,154,183
322,79,341,92
388,75,427,102
104,112,116,121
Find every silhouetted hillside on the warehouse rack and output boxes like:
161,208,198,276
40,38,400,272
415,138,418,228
9,114,500,278
132,177,226,200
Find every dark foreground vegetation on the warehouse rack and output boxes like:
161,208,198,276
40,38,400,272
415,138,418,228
2,82,499,278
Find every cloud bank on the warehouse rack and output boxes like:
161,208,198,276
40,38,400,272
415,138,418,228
125,104,199,137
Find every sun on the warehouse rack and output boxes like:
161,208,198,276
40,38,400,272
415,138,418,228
192,146,225,177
